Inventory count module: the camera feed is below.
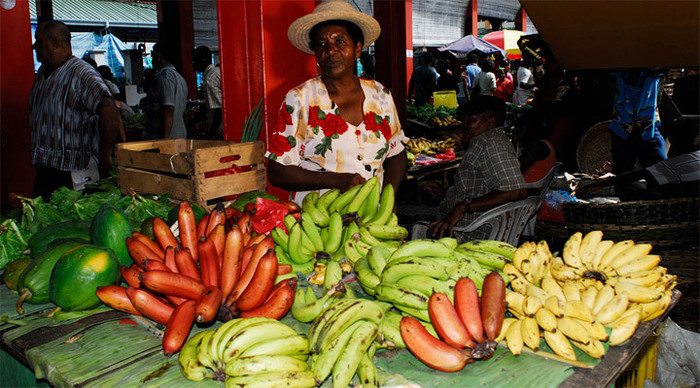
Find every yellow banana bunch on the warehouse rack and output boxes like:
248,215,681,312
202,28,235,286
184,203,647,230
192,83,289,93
502,231,676,362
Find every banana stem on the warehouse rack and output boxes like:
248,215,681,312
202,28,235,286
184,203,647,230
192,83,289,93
15,288,31,315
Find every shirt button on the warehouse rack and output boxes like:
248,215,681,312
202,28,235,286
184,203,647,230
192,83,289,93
357,154,363,161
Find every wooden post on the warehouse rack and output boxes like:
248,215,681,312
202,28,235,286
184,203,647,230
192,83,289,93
515,6,527,32
156,0,196,99
465,0,479,36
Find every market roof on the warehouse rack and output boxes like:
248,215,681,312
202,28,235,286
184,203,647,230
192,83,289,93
29,0,157,29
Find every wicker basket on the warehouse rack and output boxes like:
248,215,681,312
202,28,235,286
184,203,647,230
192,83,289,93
560,197,699,246
576,120,614,175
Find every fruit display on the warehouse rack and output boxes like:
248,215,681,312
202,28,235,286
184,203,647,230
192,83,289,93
178,317,314,386
432,115,461,127
404,137,457,156
96,202,298,356
271,177,409,273
400,272,506,372
501,232,676,361
354,238,514,321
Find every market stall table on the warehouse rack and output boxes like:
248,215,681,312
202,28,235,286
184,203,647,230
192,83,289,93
0,284,679,387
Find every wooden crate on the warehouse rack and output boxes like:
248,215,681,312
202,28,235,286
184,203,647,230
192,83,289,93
116,139,266,207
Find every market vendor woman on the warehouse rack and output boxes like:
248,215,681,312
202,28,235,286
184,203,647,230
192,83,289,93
266,0,407,204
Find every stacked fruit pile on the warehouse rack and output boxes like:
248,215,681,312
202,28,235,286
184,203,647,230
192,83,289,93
96,202,297,355
271,177,409,271
179,317,314,386
502,231,676,361
404,137,456,156
355,239,514,321
399,273,506,372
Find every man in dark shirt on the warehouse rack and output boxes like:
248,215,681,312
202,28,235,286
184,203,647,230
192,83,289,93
408,53,438,106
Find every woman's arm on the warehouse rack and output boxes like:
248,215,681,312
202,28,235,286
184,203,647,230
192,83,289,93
382,149,408,192
268,159,364,192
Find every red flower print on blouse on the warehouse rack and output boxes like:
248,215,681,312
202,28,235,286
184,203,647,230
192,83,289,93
320,113,349,137
308,106,323,128
269,132,292,156
364,111,392,141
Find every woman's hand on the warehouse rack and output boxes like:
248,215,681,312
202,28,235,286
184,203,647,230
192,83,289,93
337,173,366,191
427,202,467,238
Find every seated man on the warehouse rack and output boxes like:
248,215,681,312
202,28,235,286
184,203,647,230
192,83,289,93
427,96,527,238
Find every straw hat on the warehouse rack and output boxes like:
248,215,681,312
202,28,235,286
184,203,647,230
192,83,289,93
287,0,381,54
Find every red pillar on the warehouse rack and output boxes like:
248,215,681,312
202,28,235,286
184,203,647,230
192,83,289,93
216,0,316,198
465,0,478,36
1,0,36,204
156,1,196,99
374,0,412,124
515,7,527,32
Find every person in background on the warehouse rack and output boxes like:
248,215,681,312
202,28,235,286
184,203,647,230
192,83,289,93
359,52,375,80
408,52,438,106
29,21,122,199
97,65,120,97
435,60,459,92
493,67,514,103
518,126,556,183
266,0,407,205
514,57,537,105
609,70,667,174
192,45,222,139
426,96,526,238
464,53,481,100
150,42,188,139
474,58,497,97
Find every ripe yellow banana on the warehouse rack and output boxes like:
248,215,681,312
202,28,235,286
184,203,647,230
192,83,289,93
579,231,603,269
513,242,536,272
535,308,558,333
571,338,606,359
526,284,550,302
544,295,564,318
605,243,653,271
557,317,591,345
550,257,579,282
592,285,615,315
591,240,614,270
495,318,518,342
521,317,541,351
608,310,641,346
562,232,583,269
541,276,566,303
563,300,594,322
523,296,543,317
636,290,672,321
561,282,581,302
506,319,524,356
614,281,664,303
544,330,576,361
598,240,634,270
614,255,661,276
506,291,526,318
581,286,599,311
595,293,629,324
503,263,530,295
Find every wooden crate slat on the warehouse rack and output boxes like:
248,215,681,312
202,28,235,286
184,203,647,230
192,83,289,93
193,141,265,172
116,148,194,175
196,170,266,202
116,139,188,154
117,167,196,202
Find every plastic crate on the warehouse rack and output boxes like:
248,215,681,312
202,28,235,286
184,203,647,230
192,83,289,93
614,333,659,388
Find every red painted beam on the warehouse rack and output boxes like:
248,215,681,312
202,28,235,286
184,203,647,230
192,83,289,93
1,0,37,204
156,1,196,99
515,6,527,32
466,0,478,36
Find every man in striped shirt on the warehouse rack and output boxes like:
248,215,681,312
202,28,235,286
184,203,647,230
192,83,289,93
29,21,122,199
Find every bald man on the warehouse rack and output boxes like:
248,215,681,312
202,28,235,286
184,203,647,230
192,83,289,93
29,21,122,199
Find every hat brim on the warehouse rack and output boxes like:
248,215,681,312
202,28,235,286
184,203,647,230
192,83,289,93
287,9,380,54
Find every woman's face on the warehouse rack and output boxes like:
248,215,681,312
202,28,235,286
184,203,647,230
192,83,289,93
312,24,361,79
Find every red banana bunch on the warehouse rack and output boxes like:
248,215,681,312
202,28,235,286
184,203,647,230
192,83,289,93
400,272,506,372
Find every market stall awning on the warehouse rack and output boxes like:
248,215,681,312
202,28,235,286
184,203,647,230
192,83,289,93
520,0,700,69
29,0,157,28
438,35,505,57
482,30,529,59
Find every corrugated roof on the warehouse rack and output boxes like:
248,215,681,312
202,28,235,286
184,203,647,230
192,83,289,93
29,0,157,28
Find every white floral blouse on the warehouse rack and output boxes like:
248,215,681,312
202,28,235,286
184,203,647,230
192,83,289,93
266,76,406,203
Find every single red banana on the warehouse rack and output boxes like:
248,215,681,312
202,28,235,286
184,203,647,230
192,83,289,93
400,316,473,372
178,202,199,262
206,204,226,236
197,214,210,241
139,270,206,300
194,285,223,324
132,232,165,260
208,224,226,265
143,259,171,272
174,247,201,281
480,272,506,341
240,278,297,319
230,240,274,301
245,233,266,249
234,252,278,311
126,238,163,267
163,247,179,273
126,287,174,325
237,213,251,237
162,300,196,357
96,285,141,316
239,246,254,277
153,217,178,251
428,292,475,349
220,226,243,299
454,277,485,343
198,236,220,288
277,264,292,276
224,206,238,220
121,265,142,288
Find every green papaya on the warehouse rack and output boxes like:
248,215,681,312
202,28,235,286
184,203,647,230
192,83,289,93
90,204,133,267
15,240,86,313
27,220,91,257
2,258,32,292
49,244,120,311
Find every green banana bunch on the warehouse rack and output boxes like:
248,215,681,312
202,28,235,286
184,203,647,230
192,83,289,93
308,296,383,387
178,331,216,381
291,284,346,323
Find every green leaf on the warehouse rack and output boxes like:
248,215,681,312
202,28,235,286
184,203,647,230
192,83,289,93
375,143,389,160
287,136,297,147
